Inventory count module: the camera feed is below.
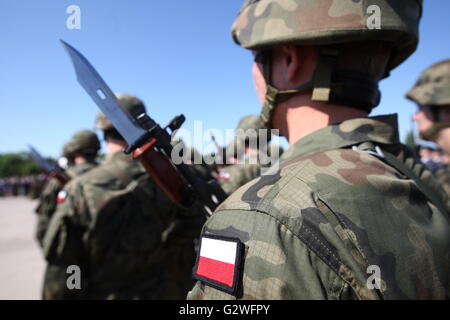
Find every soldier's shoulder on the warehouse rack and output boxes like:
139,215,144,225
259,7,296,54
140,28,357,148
74,162,121,187
216,148,396,219
41,178,62,194
434,165,450,193
435,164,450,180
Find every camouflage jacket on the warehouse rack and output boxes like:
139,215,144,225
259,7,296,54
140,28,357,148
42,151,188,300
434,165,450,196
217,161,261,195
188,114,450,300
35,161,97,247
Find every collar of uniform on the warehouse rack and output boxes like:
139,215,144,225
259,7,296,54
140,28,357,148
105,150,133,164
279,114,400,164
73,161,97,174
65,161,95,178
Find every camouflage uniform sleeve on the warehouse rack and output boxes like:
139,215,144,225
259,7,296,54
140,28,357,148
435,167,450,196
41,179,88,299
187,209,355,300
34,178,62,247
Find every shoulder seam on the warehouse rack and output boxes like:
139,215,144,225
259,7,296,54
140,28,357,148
215,204,344,277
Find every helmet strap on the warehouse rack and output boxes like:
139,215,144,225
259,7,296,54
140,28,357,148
420,106,450,140
259,47,339,128
420,123,450,141
258,46,381,128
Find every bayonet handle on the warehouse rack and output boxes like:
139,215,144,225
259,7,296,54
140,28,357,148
48,171,70,186
133,138,195,208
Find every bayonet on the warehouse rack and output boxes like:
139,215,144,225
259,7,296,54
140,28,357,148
28,145,69,185
61,40,227,214
61,40,149,151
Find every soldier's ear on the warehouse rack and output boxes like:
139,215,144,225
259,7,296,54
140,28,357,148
282,46,301,83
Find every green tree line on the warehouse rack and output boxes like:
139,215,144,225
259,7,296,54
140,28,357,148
0,152,42,178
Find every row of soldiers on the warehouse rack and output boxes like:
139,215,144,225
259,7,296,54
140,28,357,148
0,175,47,198
34,94,275,299
37,0,450,300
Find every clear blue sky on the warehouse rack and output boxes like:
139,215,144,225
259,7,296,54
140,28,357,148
1,1,449,157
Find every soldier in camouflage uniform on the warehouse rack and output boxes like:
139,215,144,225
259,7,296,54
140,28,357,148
35,130,100,248
42,94,192,299
188,0,450,300
217,115,272,195
407,59,450,195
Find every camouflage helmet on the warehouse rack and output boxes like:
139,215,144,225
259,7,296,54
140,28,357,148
95,93,146,130
406,59,450,107
406,59,450,140
64,130,101,158
61,141,72,158
232,0,422,72
231,0,423,127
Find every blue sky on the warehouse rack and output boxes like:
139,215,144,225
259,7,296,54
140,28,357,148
0,1,449,157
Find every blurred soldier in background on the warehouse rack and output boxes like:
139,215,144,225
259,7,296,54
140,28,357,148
42,94,200,299
408,59,450,194
415,143,447,173
0,178,5,197
34,130,100,248
215,115,273,195
28,173,47,199
10,176,19,196
189,0,450,300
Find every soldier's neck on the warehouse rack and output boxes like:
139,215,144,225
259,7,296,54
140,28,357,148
74,157,87,165
436,128,450,154
274,94,368,145
106,139,128,155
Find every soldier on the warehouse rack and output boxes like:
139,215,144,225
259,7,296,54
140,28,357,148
415,143,446,174
42,94,198,300
408,59,450,194
34,130,100,247
0,178,4,197
188,0,450,300
216,115,272,195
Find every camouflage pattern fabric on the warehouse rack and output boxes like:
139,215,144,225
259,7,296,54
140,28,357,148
216,162,261,195
406,59,450,140
188,114,450,300
64,130,100,157
95,94,146,131
434,165,450,197
34,161,97,248
406,59,450,107
231,0,421,72
42,151,199,300
28,175,45,199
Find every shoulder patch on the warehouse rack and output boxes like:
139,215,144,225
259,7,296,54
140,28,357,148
193,234,244,296
217,169,231,181
56,190,67,203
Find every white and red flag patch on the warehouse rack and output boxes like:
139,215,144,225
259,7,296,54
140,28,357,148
56,190,67,203
193,235,243,295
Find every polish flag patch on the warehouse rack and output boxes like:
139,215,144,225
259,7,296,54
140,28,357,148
218,170,231,181
193,235,243,295
56,190,67,203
